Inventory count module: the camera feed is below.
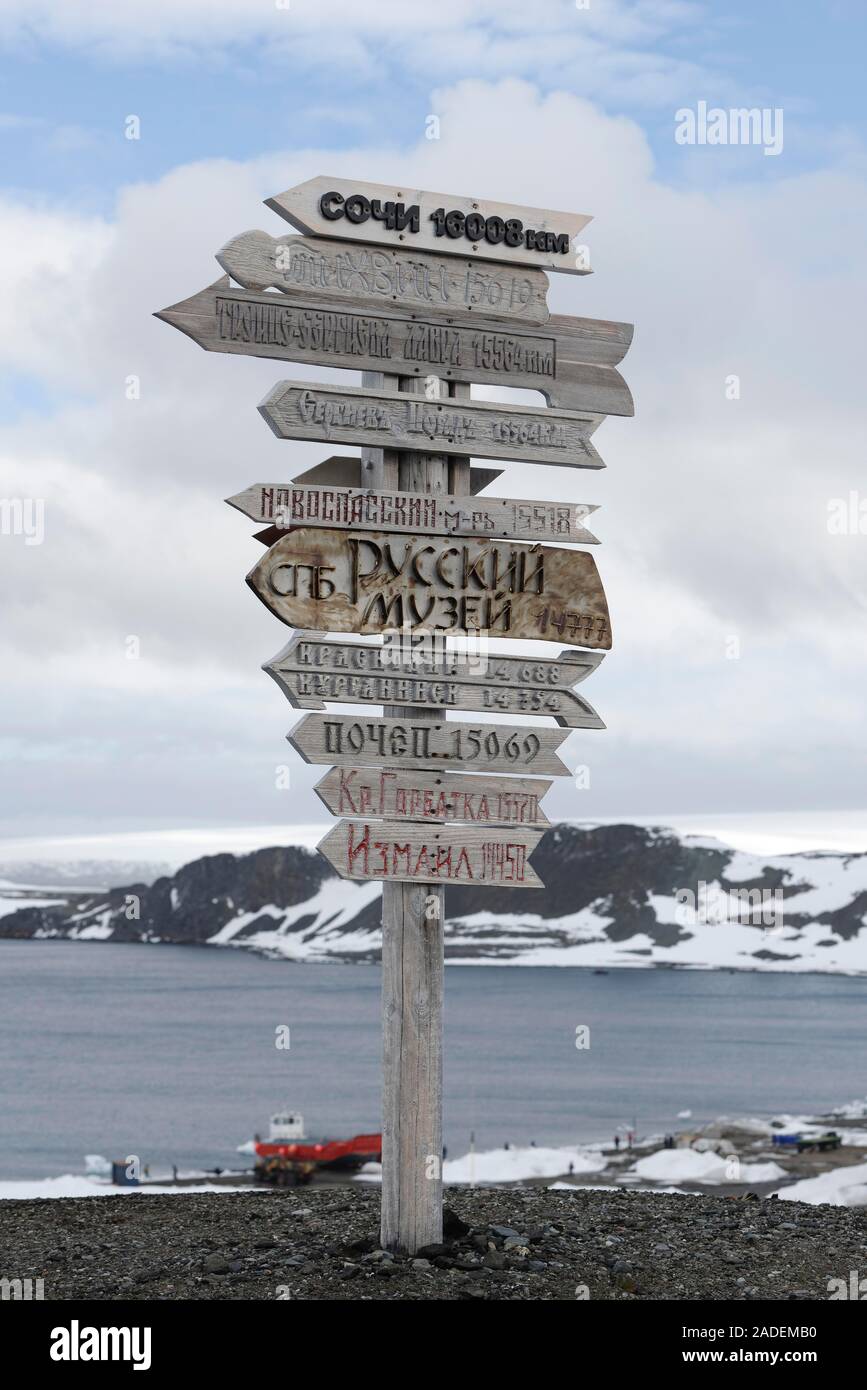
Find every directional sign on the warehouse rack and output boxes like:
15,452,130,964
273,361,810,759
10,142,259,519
265,177,592,274
217,230,551,322
293,456,503,495
267,635,604,688
247,527,612,649
317,819,545,889
258,381,604,470
314,765,553,828
288,714,572,776
155,280,633,416
265,637,604,728
228,483,599,545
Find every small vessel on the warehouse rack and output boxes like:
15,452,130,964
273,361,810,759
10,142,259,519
253,1109,381,1186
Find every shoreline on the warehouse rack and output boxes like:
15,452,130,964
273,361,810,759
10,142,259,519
5,1108,866,1205
4,934,867,979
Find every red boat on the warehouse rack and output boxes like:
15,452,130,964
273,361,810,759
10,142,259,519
253,1110,381,1186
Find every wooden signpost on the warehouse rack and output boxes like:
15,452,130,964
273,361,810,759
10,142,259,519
287,713,573,777
156,278,634,416
318,819,545,889
258,380,605,468
157,169,631,1259
314,766,553,827
228,483,600,544
246,525,612,648
216,229,552,319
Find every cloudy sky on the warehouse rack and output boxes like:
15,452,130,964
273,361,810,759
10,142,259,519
1,0,865,854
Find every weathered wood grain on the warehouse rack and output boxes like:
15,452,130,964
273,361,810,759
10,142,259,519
288,713,572,776
318,819,544,889
258,381,604,470
216,230,550,322
155,280,633,416
268,634,604,688
228,482,599,545
292,455,503,495
265,176,591,274
266,643,604,728
376,373,451,1256
381,878,442,1252
247,526,612,650
314,765,553,827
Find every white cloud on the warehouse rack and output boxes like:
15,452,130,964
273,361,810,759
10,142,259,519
0,0,719,107
1,76,866,833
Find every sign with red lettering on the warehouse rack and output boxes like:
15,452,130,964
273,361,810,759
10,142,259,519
314,766,553,828
317,819,544,888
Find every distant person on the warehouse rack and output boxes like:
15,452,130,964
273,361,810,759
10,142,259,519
504,1141,510,1150
568,1161,575,1175
172,1164,178,1181
614,1135,620,1151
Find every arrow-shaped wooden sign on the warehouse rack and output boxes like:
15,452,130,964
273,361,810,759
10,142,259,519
288,713,572,776
268,634,604,688
317,819,545,889
228,482,599,546
293,456,503,495
155,280,633,416
314,765,553,828
265,636,604,728
258,381,604,470
265,177,591,275
217,230,551,322
247,526,611,649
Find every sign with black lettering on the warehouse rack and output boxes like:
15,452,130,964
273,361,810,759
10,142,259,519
156,281,633,416
265,176,592,273
227,482,600,545
247,527,612,649
265,635,605,728
288,713,572,775
258,381,604,469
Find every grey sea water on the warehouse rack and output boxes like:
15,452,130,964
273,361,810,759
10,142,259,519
1,940,864,1179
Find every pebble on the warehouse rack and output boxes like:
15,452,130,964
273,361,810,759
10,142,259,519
3,1185,861,1304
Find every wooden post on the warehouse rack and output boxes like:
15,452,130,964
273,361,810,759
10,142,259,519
363,371,468,1253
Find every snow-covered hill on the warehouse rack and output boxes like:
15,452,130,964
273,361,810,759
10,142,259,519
2,823,867,973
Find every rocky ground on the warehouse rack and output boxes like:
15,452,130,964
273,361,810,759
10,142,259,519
3,1185,866,1301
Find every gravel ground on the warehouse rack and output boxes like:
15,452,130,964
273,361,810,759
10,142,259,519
3,1186,866,1301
